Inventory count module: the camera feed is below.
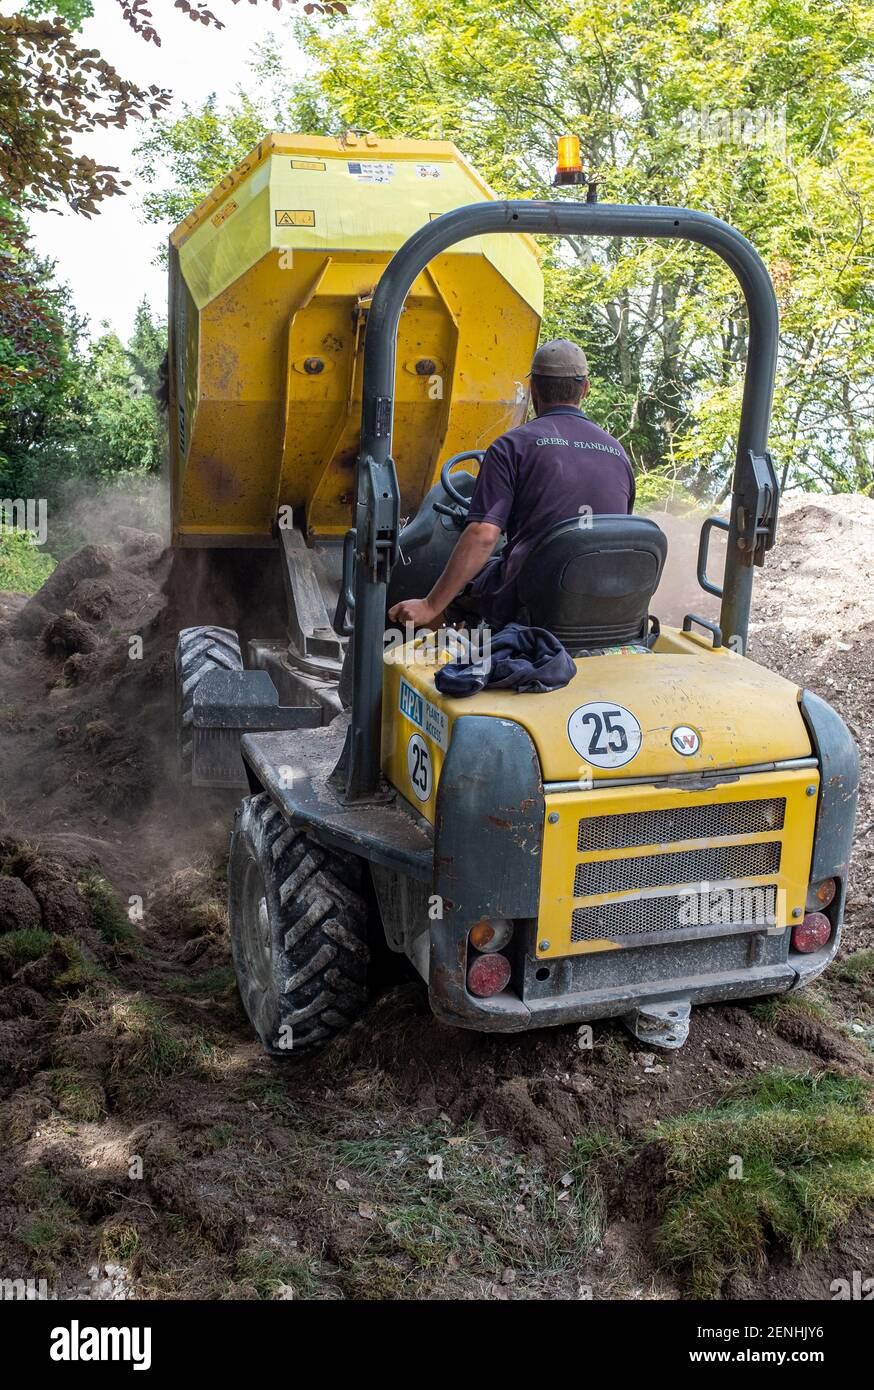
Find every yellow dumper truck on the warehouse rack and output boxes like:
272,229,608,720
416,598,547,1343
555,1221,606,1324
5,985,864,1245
169,133,858,1053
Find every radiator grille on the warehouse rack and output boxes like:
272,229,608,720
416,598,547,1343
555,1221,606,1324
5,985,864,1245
577,797,786,853
571,886,778,943
574,840,782,898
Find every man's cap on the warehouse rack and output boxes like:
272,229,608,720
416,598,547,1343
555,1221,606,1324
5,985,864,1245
529,338,589,380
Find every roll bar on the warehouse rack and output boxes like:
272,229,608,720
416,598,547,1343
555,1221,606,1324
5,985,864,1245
342,200,780,800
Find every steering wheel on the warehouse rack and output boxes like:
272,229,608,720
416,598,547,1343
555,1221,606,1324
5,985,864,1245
440,451,485,509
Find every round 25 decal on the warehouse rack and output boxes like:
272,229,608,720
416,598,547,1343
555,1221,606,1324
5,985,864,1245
567,701,642,770
406,733,433,801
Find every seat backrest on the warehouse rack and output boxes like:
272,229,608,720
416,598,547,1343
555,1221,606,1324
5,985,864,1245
516,514,667,652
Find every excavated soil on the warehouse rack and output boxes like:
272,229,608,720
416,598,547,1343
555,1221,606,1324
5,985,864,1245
0,496,872,1300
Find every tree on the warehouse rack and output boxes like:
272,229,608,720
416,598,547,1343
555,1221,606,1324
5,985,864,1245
0,291,167,551
0,3,167,417
0,11,169,217
0,228,84,499
0,0,342,410
75,306,167,479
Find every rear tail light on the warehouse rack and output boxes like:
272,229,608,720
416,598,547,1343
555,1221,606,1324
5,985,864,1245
806,878,837,911
469,918,514,953
467,952,511,997
791,912,832,953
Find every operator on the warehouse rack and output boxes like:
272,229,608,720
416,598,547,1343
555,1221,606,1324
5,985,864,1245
388,339,636,631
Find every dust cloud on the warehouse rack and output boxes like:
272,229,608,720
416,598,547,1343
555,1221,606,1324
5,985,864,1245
645,505,724,630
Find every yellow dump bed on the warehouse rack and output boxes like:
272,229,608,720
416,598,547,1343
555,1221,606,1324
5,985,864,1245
168,133,544,547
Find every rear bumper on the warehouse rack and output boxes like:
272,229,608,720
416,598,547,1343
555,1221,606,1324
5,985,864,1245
427,914,800,1033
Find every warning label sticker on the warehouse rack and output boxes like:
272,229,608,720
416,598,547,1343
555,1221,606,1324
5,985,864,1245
399,677,448,751
274,210,315,227
290,159,326,171
415,163,442,179
347,161,394,183
211,200,238,228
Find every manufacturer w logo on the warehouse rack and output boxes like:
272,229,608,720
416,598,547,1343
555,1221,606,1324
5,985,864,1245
671,726,700,754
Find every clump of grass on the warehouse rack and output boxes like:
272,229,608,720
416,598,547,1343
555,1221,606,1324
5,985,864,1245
0,927,100,992
751,990,831,1024
149,864,227,939
0,928,56,972
163,966,236,999
234,1074,299,1125
341,1253,410,1299
78,872,138,948
235,1248,319,1299
0,703,23,731
205,1123,236,1150
0,530,55,594
594,1028,632,1066
14,1168,81,1266
722,1070,868,1112
52,991,108,1035
52,938,104,992
652,1069,874,1298
573,1130,634,1164
48,1067,107,1123
570,1129,635,1248
108,1000,219,1091
100,1222,141,1263
327,1125,596,1297
833,950,874,985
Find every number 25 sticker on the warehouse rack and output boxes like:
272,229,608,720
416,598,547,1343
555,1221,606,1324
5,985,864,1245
406,733,433,801
567,701,642,770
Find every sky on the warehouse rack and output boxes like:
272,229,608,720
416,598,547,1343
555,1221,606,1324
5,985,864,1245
19,0,310,340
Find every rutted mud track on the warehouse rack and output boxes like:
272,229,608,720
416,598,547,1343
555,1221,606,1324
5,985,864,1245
0,499,872,1300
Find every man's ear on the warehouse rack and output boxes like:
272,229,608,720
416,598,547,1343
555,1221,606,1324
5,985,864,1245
580,379,591,400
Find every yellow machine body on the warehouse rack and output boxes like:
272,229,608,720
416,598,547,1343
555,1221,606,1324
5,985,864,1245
168,134,543,548
382,629,818,961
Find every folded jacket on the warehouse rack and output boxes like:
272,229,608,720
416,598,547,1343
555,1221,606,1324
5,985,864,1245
434,622,577,697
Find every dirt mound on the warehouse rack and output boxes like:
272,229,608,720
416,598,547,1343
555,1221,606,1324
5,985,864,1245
751,492,874,650
0,876,42,933
746,496,874,960
42,611,99,657
0,528,177,832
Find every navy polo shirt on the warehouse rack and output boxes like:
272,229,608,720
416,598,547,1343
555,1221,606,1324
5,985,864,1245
465,406,635,625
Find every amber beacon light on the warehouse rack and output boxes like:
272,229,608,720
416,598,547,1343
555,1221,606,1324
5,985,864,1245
554,134,584,185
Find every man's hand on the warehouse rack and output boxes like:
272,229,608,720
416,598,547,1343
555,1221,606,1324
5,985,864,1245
387,521,502,633
387,597,442,628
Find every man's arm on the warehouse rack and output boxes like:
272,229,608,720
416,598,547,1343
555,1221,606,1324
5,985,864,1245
388,521,502,628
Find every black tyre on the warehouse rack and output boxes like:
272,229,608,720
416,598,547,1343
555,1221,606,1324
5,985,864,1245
228,793,370,1055
175,625,243,778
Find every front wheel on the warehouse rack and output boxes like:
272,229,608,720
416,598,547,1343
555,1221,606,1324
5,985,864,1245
228,794,370,1055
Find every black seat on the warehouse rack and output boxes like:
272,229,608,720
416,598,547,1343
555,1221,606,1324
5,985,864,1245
515,515,667,653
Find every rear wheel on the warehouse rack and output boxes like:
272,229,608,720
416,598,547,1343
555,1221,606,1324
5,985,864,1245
228,793,370,1055
174,625,243,779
